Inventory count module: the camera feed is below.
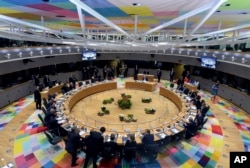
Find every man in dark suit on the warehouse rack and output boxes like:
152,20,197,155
83,127,105,168
101,133,118,159
34,74,40,86
66,128,82,167
184,118,197,139
169,68,175,82
34,86,41,110
141,129,154,151
157,69,162,83
43,75,50,88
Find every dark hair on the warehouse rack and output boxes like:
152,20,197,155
110,133,116,141
146,129,150,134
100,127,106,133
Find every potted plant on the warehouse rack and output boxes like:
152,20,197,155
119,114,125,121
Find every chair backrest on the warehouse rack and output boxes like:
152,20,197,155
124,147,137,161
41,107,47,115
145,143,159,153
38,114,45,126
44,131,53,142
101,146,114,159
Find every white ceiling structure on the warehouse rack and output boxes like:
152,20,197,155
0,0,250,51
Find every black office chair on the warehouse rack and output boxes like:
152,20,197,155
38,114,47,127
198,118,208,130
144,143,159,161
43,98,48,108
41,106,47,115
44,130,62,153
44,130,62,145
123,147,137,162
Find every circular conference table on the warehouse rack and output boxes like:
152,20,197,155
56,81,196,144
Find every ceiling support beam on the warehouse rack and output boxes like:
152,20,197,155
76,6,86,37
188,0,227,37
134,15,138,39
139,1,215,38
0,14,82,40
201,24,250,37
183,19,188,36
70,0,132,39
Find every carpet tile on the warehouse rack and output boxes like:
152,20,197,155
0,86,247,167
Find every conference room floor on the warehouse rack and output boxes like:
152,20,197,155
0,78,249,168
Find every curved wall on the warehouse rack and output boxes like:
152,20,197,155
0,48,249,113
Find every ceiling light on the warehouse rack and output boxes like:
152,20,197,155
18,52,22,58
242,58,247,63
239,12,248,15
222,3,231,7
222,55,225,60
56,15,66,18
232,56,236,61
5,53,10,59
132,3,141,6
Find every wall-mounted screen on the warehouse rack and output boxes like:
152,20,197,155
82,49,97,60
200,56,217,69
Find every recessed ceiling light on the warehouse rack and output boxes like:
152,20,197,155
239,12,248,15
223,3,231,7
132,3,141,6
56,15,66,18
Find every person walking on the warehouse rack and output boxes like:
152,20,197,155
34,86,41,110
211,81,219,102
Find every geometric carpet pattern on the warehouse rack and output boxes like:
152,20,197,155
0,87,248,167
0,95,33,131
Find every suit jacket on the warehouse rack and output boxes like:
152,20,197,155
85,131,104,155
34,89,41,101
142,133,154,145
157,70,162,77
66,131,82,153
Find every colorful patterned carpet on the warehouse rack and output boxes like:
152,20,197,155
0,84,250,168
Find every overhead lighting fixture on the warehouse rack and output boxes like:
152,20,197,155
29,51,33,56
5,53,10,59
132,3,141,6
242,57,247,63
232,56,236,61
222,55,225,60
18,52,22,58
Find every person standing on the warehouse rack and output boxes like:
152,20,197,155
83,127,105,168
34,86,41,110
43,75,50,88
66,128,82,167
141,129,154,150
157,68,162,83
169,68,175,82
211,81,219,102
